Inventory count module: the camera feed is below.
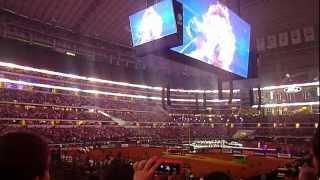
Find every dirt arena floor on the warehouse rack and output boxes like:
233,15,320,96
64,147,292,179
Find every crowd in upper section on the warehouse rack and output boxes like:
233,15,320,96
0,61,319,147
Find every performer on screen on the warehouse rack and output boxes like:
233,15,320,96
186,2,236,71
138,7,163,45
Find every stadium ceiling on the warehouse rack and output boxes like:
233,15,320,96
0,0,254,47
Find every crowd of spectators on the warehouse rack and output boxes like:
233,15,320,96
0,88,156,111
0,129,318,180
0,126,129,144
0,86,318,148
170,113,319,124
0,83,318,125
0,123,237,146
0,104,111,121
0,88,171,123
109,111,170,123
0,67,319,180
255,86,319,104
0,66,160,95
0,103,169,123
253,128,317,139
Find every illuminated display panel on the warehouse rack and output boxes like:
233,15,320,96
171,0,251,78
129,0,178,47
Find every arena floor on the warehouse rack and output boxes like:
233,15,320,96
64,147,291,179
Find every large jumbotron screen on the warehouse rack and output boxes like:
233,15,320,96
171,0,251,78
129,0,178,47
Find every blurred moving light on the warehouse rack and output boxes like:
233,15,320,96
66,51,76,56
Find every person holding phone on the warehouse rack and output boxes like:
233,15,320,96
133,156,183,180
133,156,163,180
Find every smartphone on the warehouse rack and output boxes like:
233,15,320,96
156,162,181,175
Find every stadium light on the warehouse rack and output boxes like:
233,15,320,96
66,51,76,56
270,91,273,100
0,77,240,103
0,78,160,100
0,61,317,95
0,62,320,96
253,81,319,91
252,102,319,108
0,61,241,93
0,61,162,90
170,89,240,93
230,123,234,128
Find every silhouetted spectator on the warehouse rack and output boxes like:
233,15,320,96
204,172,232,180
311,128,319,175
0,132,50,180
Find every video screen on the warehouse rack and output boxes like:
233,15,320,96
171,0,251,78
129,0,178,47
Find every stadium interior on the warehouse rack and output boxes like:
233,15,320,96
0,0,319,180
